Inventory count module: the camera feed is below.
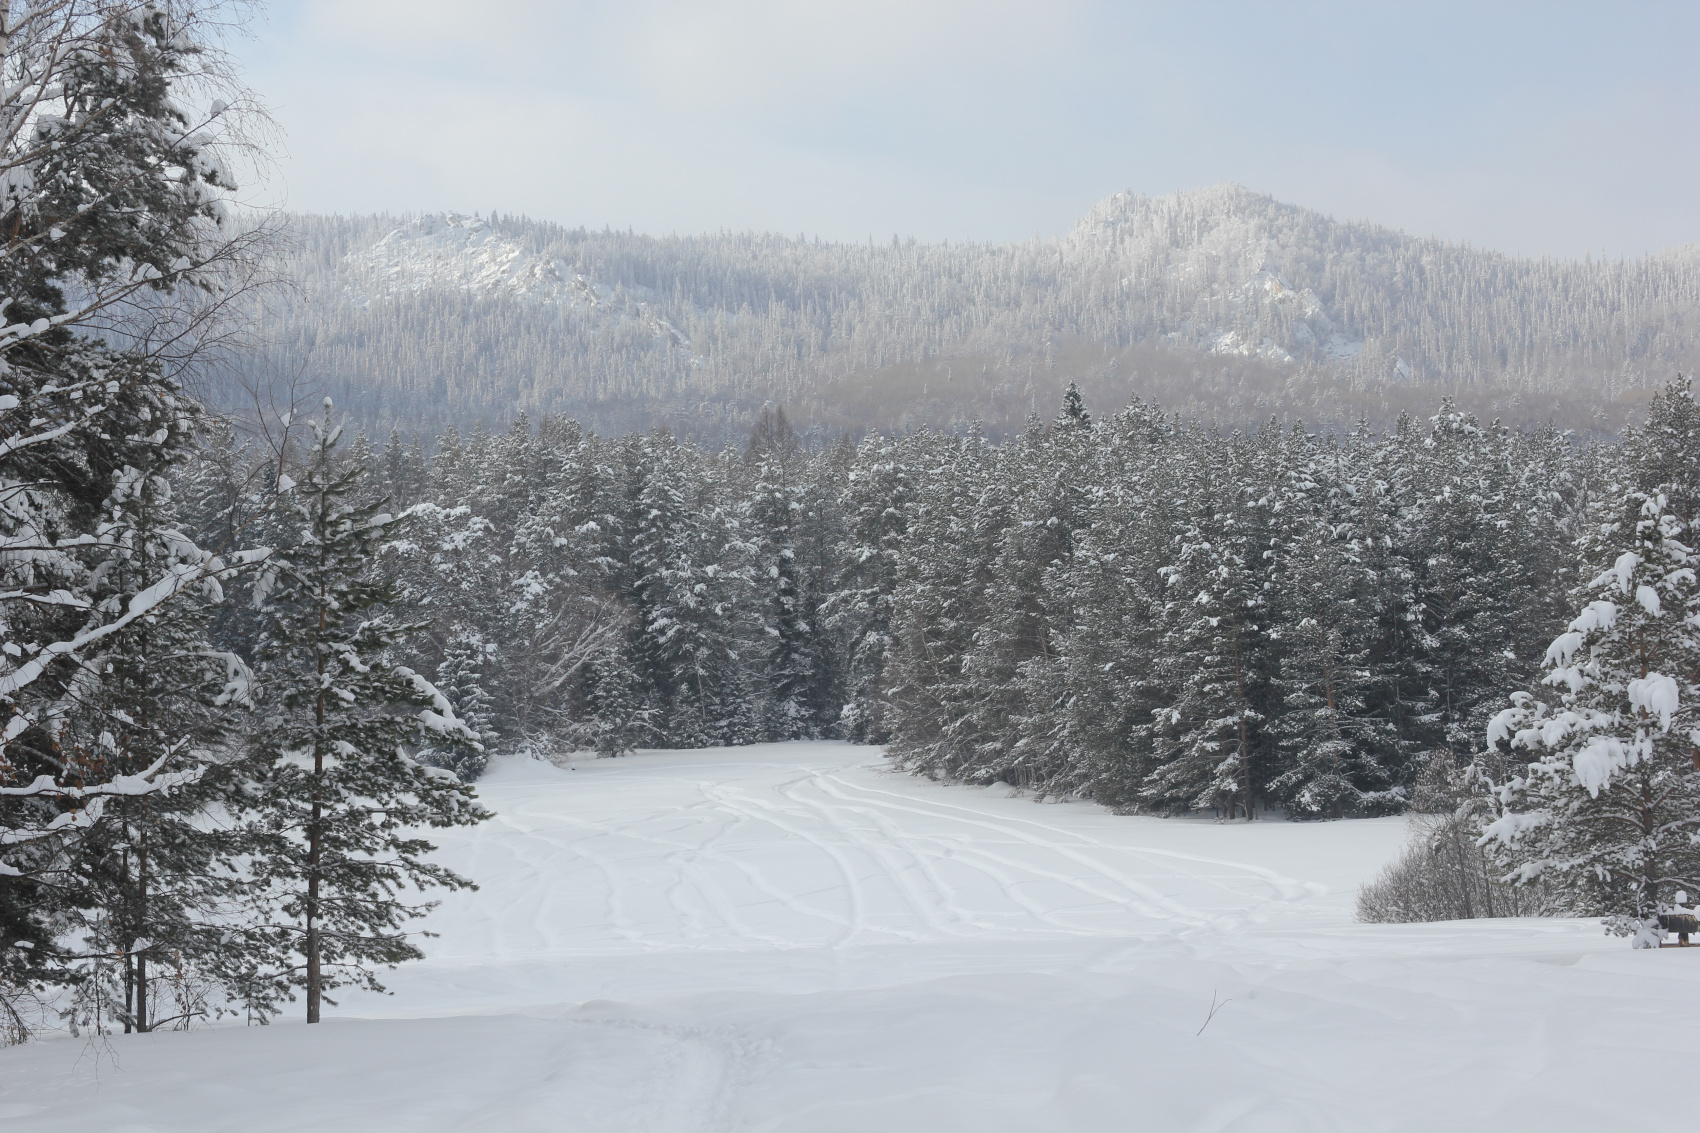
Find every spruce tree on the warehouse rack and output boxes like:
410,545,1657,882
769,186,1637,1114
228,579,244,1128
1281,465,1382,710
1484,492,1700,940
427,635,497,780
750,452,812,738
1140,439,1273,818
828,434,916,743
1266,437,1401,816
0,0,265,1014
63,422,258,1032
1484,382,1700,941
242,404,489,1022
1016,399,1177,807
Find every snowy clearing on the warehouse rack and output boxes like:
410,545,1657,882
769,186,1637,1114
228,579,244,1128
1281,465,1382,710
4,741,1694,1132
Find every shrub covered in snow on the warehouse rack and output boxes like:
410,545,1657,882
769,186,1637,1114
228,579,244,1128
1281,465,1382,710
1357,813,1552,924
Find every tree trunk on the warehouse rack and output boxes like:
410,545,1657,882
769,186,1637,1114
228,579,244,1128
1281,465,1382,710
123,938,134,1032
122,846,134,1034
135,839,149,1032
306,814,321,1023
136,950,148,1032
308,572,328,1024
1233,634,1253,820
307,705,324,1022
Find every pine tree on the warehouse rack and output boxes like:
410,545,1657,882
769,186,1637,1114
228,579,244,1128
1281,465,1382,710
749,452,812,738
630,438,758,746
1266,436,1402,816
789,449,851,737
884,429,999,781
427,634,497,780
1054,381,1091,430
0,0,266,1020
1140,437,1274,818
581,646,650,757
1483,487,1700,942
63,421,261,1033
967,399,1093,787
828,434,916,743
1482,382,1700,940
242,404,489,1022
1015,399,1177,806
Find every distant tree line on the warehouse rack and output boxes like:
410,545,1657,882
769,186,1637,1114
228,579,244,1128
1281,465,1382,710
260,382,1608,830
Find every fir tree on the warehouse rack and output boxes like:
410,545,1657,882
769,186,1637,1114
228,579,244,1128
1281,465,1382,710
1140,441,1274,818
1484,382,1700,941
0,0,267,1018
1266,438,1401,816
62,424,257,1032
1484,492,1700,940
242,403,489,1022
827,434,916,743
427,634,497,780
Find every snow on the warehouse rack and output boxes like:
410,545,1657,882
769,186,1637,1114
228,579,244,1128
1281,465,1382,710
353,213,576,302
342,213,694,349
1571,733,1645,796
1609,551,1639,594
1636,583,1664,616
1628,671,1681,730
4,741,1696,1131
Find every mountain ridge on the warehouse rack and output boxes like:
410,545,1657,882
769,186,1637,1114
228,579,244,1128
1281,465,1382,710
234,185,1700,439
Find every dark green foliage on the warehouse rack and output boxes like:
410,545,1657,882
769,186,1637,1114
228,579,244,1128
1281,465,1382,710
0,0,266,1035
865,385,1583,820
239,409,489,1022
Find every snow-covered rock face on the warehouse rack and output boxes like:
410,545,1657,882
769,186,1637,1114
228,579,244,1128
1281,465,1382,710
1070,185,1367,365
349,213,577,302
344,213,691,347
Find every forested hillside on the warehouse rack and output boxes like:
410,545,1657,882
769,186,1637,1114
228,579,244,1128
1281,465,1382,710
197,381,1685,828
237,186,1700,441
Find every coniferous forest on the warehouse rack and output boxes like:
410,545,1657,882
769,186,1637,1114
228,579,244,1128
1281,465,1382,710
8,0,1700,1068
240,201,1700,443
13,351,1700,1033
269,384,1639,826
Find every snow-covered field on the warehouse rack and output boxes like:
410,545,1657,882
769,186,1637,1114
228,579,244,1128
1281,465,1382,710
4,742,1695,1131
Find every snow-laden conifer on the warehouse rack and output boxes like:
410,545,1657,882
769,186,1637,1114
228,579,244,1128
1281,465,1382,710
1140,436,1275,817
827,433,915,744
241,403,489,1022
1483,519,1697,941
1263,433,1400,815
1483,382,1700,941
0,0,271,1027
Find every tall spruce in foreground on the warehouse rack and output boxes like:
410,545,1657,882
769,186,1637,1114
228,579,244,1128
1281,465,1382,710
0,0,267,1034
1483,381,1700,943
243,405,489,1022
63,437,256,1034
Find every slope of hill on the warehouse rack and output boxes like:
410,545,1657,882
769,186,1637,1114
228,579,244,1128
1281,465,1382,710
237,186,1700,439
2,743,1691,1132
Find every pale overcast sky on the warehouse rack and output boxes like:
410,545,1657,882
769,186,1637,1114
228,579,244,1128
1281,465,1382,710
232,0,1700,258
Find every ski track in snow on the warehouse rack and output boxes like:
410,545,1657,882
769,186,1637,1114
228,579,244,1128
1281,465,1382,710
459,751,1300,956
3,741,1694,1133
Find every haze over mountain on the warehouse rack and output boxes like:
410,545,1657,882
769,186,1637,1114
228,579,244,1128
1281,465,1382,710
241,184,1700,440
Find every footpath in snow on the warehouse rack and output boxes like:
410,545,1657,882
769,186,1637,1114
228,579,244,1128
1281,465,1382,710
3,741,1694,1132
